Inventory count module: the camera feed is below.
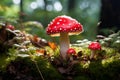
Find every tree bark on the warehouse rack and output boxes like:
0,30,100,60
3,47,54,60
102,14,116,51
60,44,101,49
98,0,120,35
68,0,76,11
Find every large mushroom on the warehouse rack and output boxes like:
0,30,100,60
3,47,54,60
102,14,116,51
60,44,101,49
46,15,83,60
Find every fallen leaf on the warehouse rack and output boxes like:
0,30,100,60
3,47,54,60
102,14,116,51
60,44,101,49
36,49,45,55
48,42,57,50
33,35,40,42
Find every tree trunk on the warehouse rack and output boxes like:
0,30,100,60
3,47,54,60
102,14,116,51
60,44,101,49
19,0,24,20
68,0,76,11
98,0,120,35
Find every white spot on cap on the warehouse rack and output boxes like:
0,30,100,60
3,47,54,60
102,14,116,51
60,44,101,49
50,22,53,25
48,24,50,26
59,27,62,31
54,26,56,28
57,22,60,25
59,19,62,21
68,23,71,26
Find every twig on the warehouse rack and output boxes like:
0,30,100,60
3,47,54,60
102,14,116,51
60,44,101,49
29,52,45,80
33,60,45,80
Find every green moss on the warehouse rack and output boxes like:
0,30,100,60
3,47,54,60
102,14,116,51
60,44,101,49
2,57,63,80
73,56,120,80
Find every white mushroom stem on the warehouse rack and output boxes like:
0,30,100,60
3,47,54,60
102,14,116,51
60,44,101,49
69,55,73,61
60,32,70,60
90,50,96,59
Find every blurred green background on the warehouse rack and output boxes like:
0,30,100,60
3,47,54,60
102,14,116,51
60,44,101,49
0,0,101,42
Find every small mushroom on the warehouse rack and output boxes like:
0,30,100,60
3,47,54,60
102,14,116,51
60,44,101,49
6,24,15,30
46,15,83,60
66,48,76,61
88,42,101,59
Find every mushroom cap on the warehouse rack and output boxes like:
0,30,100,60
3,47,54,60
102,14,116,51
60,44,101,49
6,24,15,30
46,15,83,37
88,42,101,50
67,48,76,55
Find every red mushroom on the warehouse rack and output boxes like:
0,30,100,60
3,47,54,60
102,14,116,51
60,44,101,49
67,48,76,61
46,15,83,60
6,24,15,30
88,42,101,59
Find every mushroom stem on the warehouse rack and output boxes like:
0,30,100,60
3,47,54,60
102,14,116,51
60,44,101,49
90,50,96,59
60,32,70,60
69,55,73,61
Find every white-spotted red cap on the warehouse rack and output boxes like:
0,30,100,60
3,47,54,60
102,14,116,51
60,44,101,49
46,15,83,36
67,48,76,55
88,42,101,50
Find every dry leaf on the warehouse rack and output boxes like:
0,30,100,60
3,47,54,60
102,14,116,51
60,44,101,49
48,42,57,50
36,49,45,55
33,35,40,42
